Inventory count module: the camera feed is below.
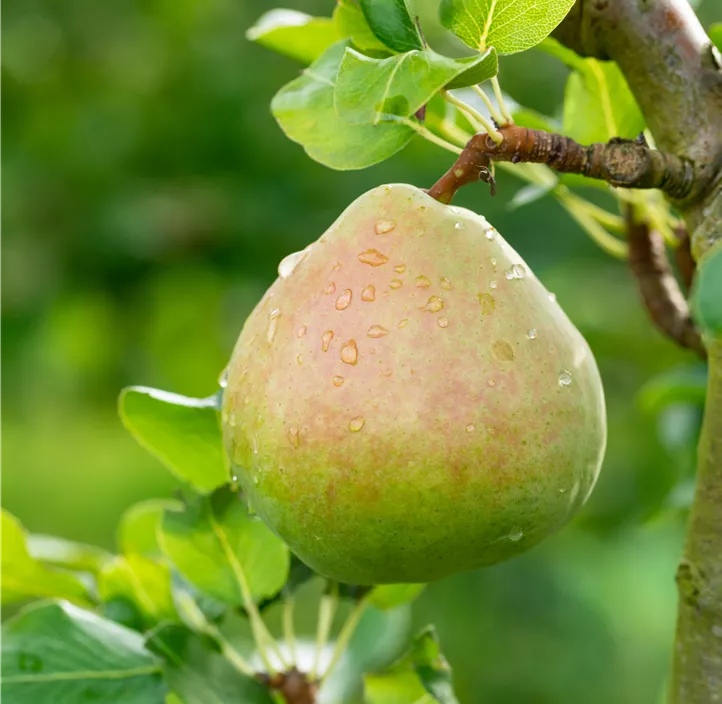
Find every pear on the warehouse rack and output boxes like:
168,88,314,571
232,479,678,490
222,184,606,584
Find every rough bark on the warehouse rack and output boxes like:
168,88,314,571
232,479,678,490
554,2,722,702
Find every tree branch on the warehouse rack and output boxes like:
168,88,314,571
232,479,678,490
553,0,722,253
427,125,694,204
625,208,705,358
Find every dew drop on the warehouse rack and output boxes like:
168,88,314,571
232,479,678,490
492,340,515,361
509,527,524,542
490,256,497,269
504,264,526,280
454,221,463,230
367,325,389,338
394,264,407,274
335,289,352,310
527,329,537,339
332,261,343,271
332,375,345,387
437,316,449,328
439,277,453,290
278,249,307,278
297,325,307,338
321,330,334,352
559,488,567,494
559,370,573,386
485,229,496,241
288,427,300,448
375,219,396,235
218,366,229,388
422,295,444,313
361,285,376,302
381,369,393,377
229,411,237,427
478,292,495,315
548,292,557,302
465,423,475,433
390,279,403,289
267,308,281,343
325,282,336,295
415,275,431,288
449,206,461,214
490,280,498,289
340,340,359,365
398,318,409,328
358,249,389,266
296,354,304,365
488,378,496,387
349,416,365,432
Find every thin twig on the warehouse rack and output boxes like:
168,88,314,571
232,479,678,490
625,205,706,358
428,125,696,204
442,91,502,144
310,583,338,680
491,76,514,124
283,596,298,666
321,599,369,683
471,84,506,128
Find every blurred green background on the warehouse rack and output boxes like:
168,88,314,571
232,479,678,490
3,0,719,702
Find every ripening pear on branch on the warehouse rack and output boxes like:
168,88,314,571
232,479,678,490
222,184,606,584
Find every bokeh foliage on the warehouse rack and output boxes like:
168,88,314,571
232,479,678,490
3,0,719,702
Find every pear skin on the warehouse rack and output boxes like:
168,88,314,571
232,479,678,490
222,184,606,584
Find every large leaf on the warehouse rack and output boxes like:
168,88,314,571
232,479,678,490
364,670,428,704
119,499,184,557
691,243,722,337
98,555,178,626
367,583,426,610
333,0,389,53
246,9,339,64
27,534,112,575
539,39,645,144
360,0,422,52
1,510,90,606
440,0,576,55
158,489,290,606
335,47,497,124
411,626,459,704
147,624,274,704
1,601,165,704
119,386,229,494
272,40,414,169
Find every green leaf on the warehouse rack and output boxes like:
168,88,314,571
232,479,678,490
445,48,498,88
512,108,559,133
272,40,414,170
709,23,722,51
364,670,428,704
158,488,290,606
538,39,645,144
119,499,183,557
367,584,426,610
360,0,422,52
562,64,645,144
411,626,459,704
1,601,165,703
119,386,229,494
1,510,91,607
335,47,496,125
98,555,178,627
27,535,112,575
691,243,722,337
440,0,576,55
246,9,340,64
333,0,390,53
147,624,274,704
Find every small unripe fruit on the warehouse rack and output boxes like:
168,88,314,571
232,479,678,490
222,184,606,584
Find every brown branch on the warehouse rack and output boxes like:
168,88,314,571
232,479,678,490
427,125,695,204
674,225,697,293
625,207,705,358
553,0,722,240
